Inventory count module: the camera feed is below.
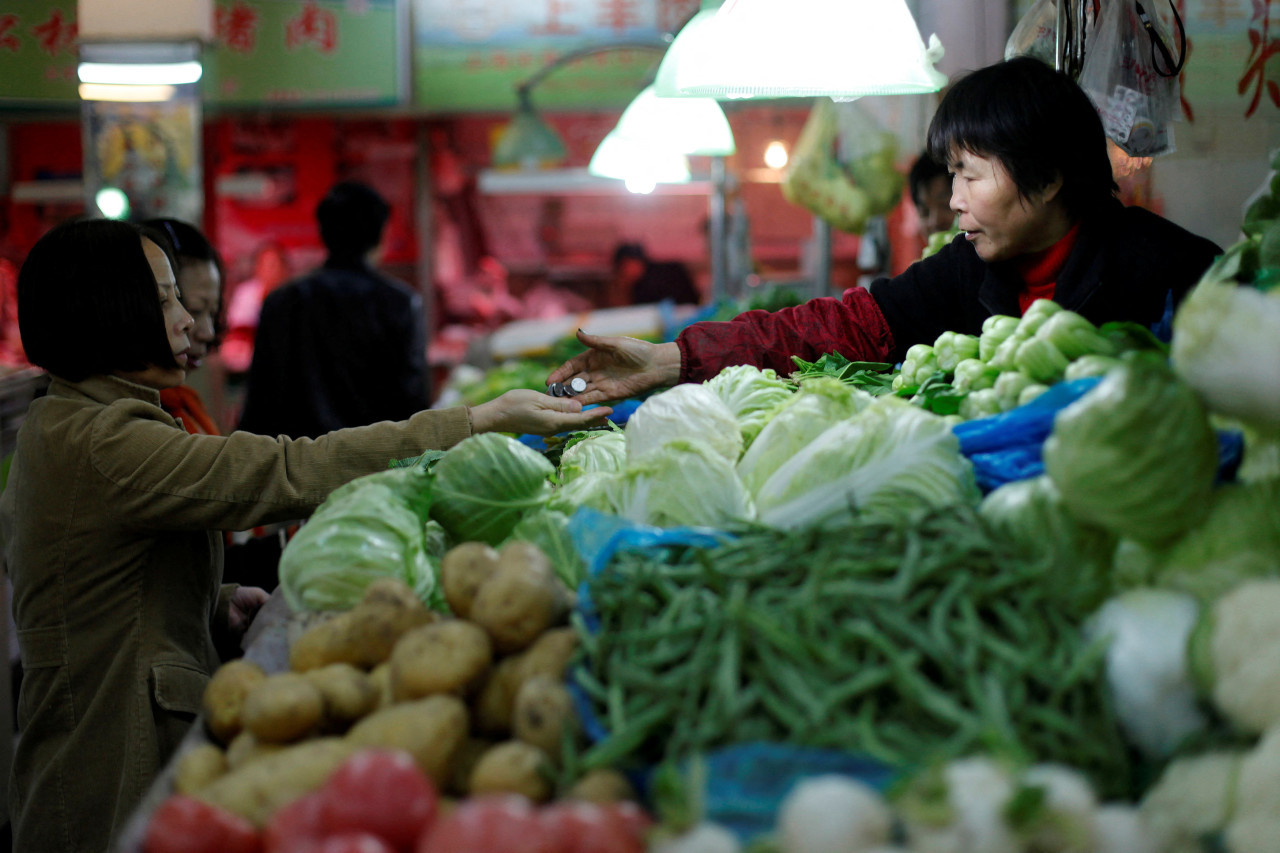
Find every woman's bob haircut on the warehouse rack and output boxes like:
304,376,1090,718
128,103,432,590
18,218,181,383
927,56,1119,219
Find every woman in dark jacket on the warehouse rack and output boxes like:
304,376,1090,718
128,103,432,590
547,57,1222,399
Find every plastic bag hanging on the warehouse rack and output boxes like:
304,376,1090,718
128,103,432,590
1005,0,1059,64
1078,0,1185,158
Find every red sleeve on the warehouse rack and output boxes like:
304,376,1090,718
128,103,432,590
676,287,895,382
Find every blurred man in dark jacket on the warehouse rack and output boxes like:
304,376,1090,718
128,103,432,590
238,181,429,438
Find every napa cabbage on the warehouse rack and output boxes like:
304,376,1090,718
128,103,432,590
557,429,628,483
703,364,795,447
625,383,743,464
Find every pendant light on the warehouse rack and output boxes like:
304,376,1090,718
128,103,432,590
588,129,691,192
491,89,568,170
670,0,946,100
613,85,735,157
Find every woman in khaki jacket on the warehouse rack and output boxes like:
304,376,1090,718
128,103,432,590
0,218,610,852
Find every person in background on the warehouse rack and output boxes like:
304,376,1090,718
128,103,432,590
0,218,608,853
548,57,1221,402
611,242,701,307
220,240,291,373
909,151,958,239
144,218,225,435
238,181,429,439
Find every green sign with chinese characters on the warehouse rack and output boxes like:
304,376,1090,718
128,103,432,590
205,0,403,107
0,1,79,104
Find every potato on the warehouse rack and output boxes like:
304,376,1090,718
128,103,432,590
446,737,495,798
517,627,578,684
225,730,288,770
390,619,492,701
471,654,523,736
512,675,576,759
368,661,395,710
289,578,435,672
304,663,379,729
469,546,562,653
468,740,554,803
202,659,267,745
567,768,638,804
197,737,356,827
440,541,501,618
174,743,228,795
241,672,325,743
346,695,469,787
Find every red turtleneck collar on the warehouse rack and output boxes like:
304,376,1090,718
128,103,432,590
1014,222,1081,315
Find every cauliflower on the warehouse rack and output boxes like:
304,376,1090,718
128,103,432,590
1092,805,1162,853
1086,589,1210,758
1191,579,1280,734
1224,725,1280,852
1009,764,1099,852
896,757,1020,853
1138,751,1243,853
777,775,893,853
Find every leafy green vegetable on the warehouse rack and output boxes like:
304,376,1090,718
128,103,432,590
1063,354,1123,382
508,509,587,588
704,364,796,447
736,377,869,495
1014,337,1069,384
430,433,556,545
1171,240,1280,431
952,358,999,393
1043,354,1219,545
319,466,434,523
789,352,895,394
979,475,1116,609
280,479,440,612
625,384,744,465
893,344,939,393
557,429,627,484
608,438,755,529
1149,479,1280,601
1034,310,1116,360
979,315,1020,362
753,397,979,529
933,331,980,374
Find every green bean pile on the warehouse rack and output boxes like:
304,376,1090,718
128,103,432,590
572,505,1135,798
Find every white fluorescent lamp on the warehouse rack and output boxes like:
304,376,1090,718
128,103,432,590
78,82,177,102
651,0,721,99
588,130,691,190
78,60,202,86
673,0,947,100
614,85,735,156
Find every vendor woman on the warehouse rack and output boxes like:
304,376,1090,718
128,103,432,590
0,218,610,852
548,56,1222,401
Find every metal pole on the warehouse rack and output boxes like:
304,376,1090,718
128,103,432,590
812,216,832,297
708,156,727,303
415,123,435,364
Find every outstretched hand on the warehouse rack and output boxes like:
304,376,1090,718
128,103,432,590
470,388,614,436
545,329,682,405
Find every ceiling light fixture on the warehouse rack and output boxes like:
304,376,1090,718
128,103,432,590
670,0,946,100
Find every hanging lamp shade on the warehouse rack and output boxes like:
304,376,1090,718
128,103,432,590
491,91,567,170
588,130,691,185
673,0,947,100
651,1,721,99
614,85,735,156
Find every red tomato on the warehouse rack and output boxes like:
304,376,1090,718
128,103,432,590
600,801,654,840
143,794,261,853
318,833,396,853
416,795,557,853
540,800,646,853
319,749,439,851
264,791,326,853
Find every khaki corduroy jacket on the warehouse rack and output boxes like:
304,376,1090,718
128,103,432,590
0,374,471,853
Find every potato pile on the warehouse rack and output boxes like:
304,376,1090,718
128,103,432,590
184,540,620,828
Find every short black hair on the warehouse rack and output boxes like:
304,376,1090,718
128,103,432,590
19,218,178,382
143,217,227,344
926,56,1117,218
612,242,648,268
908,153,950,207
316,181,390,259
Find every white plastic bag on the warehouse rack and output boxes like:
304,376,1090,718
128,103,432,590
1005,0,1059,65
1079,0,1184,157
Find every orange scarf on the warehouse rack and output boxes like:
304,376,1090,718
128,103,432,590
159,385,220,436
